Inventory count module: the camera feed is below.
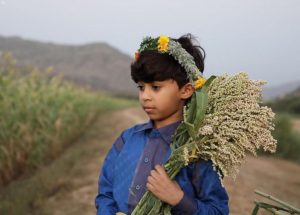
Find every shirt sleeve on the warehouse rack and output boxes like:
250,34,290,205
171,159,229,215
95,132,125,215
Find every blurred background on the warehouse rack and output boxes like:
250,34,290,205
0,0,299,214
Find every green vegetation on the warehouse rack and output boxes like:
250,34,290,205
260,96,300,163
0,111,116,215
265,89,300,115
271,113,300,163
0,53,138,215
0,53,138,186
252,190,300,215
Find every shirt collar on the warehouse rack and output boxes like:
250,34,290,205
134,119,182,144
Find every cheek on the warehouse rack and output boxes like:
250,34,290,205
157,92,181,110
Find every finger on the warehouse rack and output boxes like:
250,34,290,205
155,165,168,177
150,169,161,180
147,175,156,185
154,165,164,174
146,182,155,191
173,180,181,188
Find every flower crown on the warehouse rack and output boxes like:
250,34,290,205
134,35,206,90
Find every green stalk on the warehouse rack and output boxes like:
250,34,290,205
255,190,300,213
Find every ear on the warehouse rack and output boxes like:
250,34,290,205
179,83,195,99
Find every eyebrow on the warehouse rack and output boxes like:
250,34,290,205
137,81,163,85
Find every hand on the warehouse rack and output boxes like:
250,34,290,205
146,165,184,206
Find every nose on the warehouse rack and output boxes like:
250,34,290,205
140,86,152,101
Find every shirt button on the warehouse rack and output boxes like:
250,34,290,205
135,185,141,190
144,157,149,163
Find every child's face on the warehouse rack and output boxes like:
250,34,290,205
137,79,194,125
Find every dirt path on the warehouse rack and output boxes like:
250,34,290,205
36,107,300,215
224,156,300,214
35,107,148,215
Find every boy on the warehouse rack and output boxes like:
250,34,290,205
95,34,229,215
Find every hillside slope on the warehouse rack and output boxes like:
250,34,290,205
0,35,137,97
2,35,300,101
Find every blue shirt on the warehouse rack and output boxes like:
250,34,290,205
95,119,229,215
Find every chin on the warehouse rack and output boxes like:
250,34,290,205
148,115,165,122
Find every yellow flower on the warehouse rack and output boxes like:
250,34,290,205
194,76,206,89
157,35,169,53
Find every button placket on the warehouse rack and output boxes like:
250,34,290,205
149,129,161,138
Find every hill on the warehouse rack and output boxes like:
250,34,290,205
265,86,300,115
0,35,137,97
1,35,300,100
262,80,300,101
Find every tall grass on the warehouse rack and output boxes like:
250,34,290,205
259,112,300,163
272,113,300,162
0,53,137,186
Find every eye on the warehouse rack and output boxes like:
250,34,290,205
152,85,161,91
137,85,144,91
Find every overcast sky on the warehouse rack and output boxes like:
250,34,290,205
1,0,299,87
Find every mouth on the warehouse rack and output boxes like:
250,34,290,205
143,106,155,112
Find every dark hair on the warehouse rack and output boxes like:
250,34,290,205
130,33,206,89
